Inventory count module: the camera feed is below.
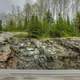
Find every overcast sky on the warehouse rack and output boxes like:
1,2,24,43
0,0,36,13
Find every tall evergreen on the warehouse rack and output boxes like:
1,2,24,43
44,10,53,23
75,12,80,33
27,15,42,38
0,20,2,31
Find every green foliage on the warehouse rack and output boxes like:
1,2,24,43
26,10,53,38
0,20,2,31
2,5,80,38
23,17,28,31
44,10,53,23
5,19,17,32
14,32,28,38
17,20,23,31
27,15,43,38
74,12,80,36
41,20,50,38
49,14,76,37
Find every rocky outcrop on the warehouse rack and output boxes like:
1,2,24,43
0,33,80,69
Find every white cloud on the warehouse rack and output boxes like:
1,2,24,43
32,0,37,3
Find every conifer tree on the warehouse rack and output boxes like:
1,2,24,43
27,15,42,38
44,10,53,23
0,20,2,31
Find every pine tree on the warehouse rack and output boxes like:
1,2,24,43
24,17,28,30
75,12,80,33
27,15,42,38
6,19,16,31
44,10,53,23
17,20,23,31
0,20,2,31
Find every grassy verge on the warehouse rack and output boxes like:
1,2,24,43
13,32,28,38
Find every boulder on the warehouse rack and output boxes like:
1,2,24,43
0,45,11,62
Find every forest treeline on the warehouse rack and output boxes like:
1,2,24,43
0,0,80,38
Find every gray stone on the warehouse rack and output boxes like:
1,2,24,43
0,32,80,69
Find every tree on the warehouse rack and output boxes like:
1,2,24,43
0,20,2,31
75,0,80,12
74,12,80,35
44,10,53,23
27,15,43,38
23,17,28,31
16,6,23,31
6,18,16,31
24,3,32,20
50,13,75,37
37,0,51,19
17,20,23,31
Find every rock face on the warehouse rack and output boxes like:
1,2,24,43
0,33,80,69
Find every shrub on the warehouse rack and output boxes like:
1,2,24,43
49,14,75,37
27,15,43,38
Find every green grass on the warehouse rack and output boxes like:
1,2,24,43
13,32,28,38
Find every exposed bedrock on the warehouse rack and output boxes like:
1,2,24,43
0,33,80,69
